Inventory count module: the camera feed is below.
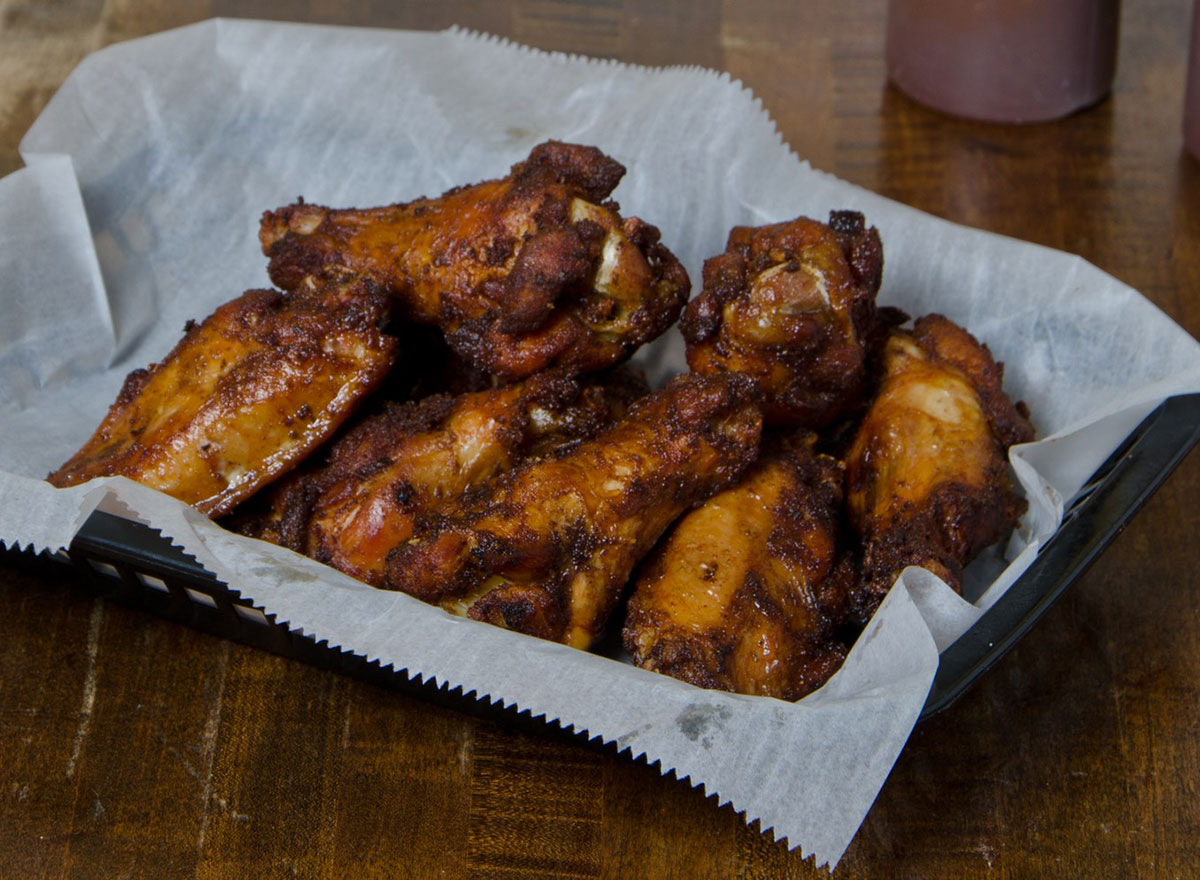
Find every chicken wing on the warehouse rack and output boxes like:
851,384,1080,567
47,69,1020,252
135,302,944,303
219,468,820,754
228,368,645,586
681,211,885,428
48,280,397,517
843,313,1035,619
623,433,853,700
385,373,763,649
262,141,690,380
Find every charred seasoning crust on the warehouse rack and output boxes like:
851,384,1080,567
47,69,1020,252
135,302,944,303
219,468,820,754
679,211,884,429
382,373,762,642
855,479,1027,615
48,281,398,518
509,140,626,203
622,433,853,701
227,368,644,588
258,141,689,382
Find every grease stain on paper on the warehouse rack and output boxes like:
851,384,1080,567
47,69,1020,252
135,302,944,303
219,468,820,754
675,703,733,749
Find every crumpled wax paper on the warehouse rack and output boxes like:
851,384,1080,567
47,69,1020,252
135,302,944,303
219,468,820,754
2,20,1199,868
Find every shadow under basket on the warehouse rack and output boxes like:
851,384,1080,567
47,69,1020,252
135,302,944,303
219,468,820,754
9,393,1200,723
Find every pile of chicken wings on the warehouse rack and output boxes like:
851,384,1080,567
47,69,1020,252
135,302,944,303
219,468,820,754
49,141,1034,701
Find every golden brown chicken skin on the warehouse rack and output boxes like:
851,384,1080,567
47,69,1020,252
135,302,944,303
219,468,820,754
47,280,397,517
261,141,690,381
681,211,884,428
623,433,853,700
843,313,1035,619
228,369,645,586
385,373,763,649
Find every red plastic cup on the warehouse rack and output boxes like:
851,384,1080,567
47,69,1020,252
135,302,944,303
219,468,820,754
1186,0,1200,160
886,0,1121,124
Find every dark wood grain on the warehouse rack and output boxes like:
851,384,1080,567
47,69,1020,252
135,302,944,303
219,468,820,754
2,1,1199,877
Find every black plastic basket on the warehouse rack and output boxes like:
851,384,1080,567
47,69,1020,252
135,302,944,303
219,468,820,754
9,393,1200,719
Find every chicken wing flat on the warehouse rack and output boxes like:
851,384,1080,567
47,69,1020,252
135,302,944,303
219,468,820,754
843,313,1035,619
228,369,645,586
385,373,763,649
681,211,885,428
623,433,853,700
48,280,397,517
261,141,690,380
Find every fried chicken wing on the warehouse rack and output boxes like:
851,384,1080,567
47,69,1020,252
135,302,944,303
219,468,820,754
681,211,885,428
229,369,645,586
623,433,853,700
262,141,690,380
385,373,763,649
48,280,397,517
843,314,1035,619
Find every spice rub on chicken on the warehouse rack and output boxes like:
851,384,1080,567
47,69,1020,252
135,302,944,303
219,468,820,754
261,141,690,381
681,211,885,428
384,373,763,650
228,368,645,587
842,313,1035,620
623,432,855,701
48,279,397,517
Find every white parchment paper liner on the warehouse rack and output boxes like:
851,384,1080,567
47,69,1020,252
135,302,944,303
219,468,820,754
3,20,1199,867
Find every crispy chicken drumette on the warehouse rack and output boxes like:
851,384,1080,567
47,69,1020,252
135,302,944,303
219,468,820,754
843,313,1035,619
261,141,690,381
681,211,884,428
384,373,763,649
48,280,397,517
228,369,645,587
623,433,854,700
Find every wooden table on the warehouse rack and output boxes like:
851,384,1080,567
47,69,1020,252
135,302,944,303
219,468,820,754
3,1,1198,877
